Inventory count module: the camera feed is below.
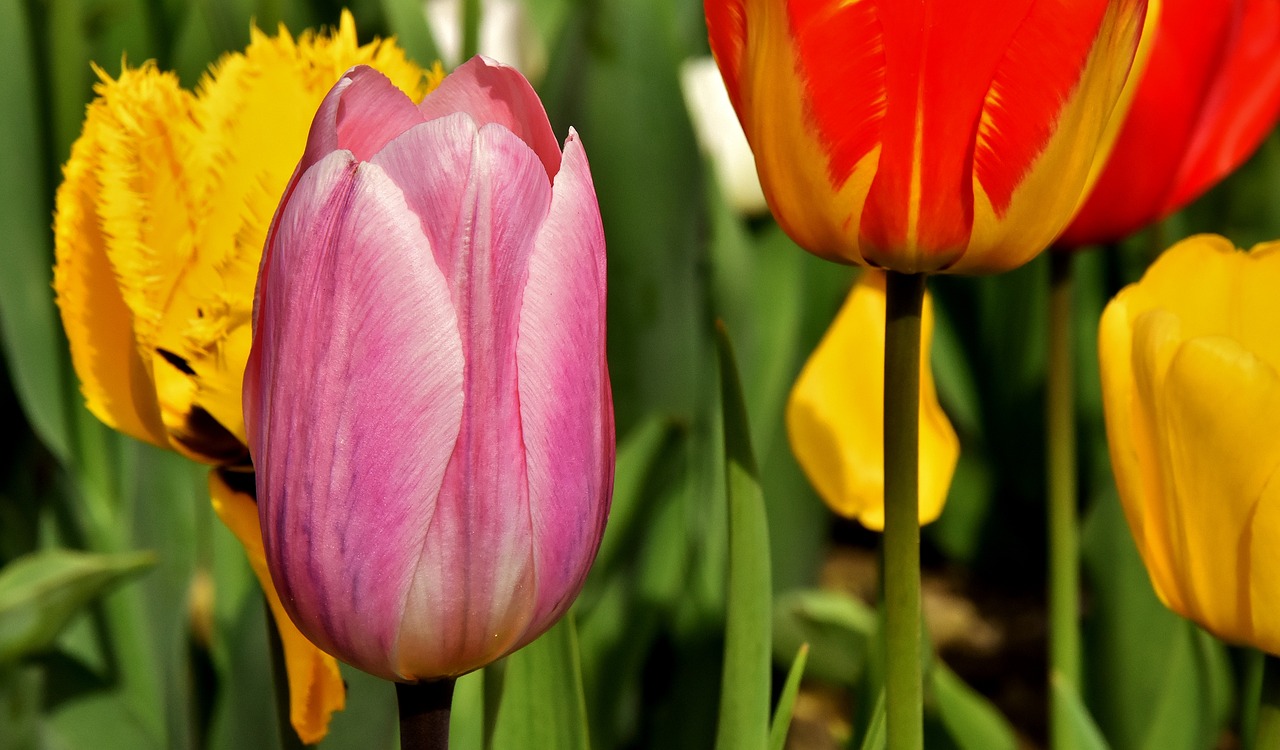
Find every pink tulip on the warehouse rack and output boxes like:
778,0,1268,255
243,57,613,682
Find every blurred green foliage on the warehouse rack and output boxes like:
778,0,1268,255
1,0,1277,748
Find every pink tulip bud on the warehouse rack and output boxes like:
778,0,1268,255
243,57,613,682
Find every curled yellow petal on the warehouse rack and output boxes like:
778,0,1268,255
209,470,346,744
52,61,195,450
786,270,959,530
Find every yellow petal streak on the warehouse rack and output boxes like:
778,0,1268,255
209,471,346,744
787,270,959,529
964,0,1148,273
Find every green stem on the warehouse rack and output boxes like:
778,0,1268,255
461,0,481,61
1048,251,1080,750
398,678,457,750
266,599,308,750
883,271,926,750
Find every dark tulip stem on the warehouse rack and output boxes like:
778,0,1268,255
265,598,308,750
398,678,456,750
884,270,926,750
1047,251,1080,750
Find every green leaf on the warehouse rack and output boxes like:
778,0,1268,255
0,549,155,663
713,323,772,750
0,0,74,462
768,644,808,750
448,669,485,750
381,0,442,68
1052,672,1111,750
930,662,1016,750
858,691,888,750
772,589,876,687
490,615,591,750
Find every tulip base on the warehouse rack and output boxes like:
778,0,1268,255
397,678,456,750
883,271,926,750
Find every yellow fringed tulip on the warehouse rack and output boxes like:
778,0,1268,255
1099,235,1280,655
787,270,959,529
52,13,441,742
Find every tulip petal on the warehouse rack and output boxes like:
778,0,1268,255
1060,0,1239,245
208,470,346,744
418,55,561,179
1171,0,1280,212
52,64,176,449
248,150,466,680
518,130,612,632
1147,332,1280,652
370,118,554,678
786,270,958,530
963,0,1147,272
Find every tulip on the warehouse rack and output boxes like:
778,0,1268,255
244,57,613,682
1099,234,1280,655
1059,0,1280,247
787,270,958,530
51,14,436,740
703,0,1151,273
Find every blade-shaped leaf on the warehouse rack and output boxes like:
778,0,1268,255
859,690,887,750
772,589,876,687
930,661,1016,750
768,643,809,750
713,323,771,750
1052,672,1111,750
490,614,591,750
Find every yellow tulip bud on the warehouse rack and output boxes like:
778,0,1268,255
1099,234,1280,654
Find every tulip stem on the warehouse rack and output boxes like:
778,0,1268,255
1257,654,1280,750
266,598,307,750
883,270,926,750
461,0,481,61
398,678,456,750
1047,251,1080,750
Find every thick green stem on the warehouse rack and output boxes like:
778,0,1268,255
1257,654,1280,750
1048,251,1080,750
266,599,308,750
398,678,457,750
884,271,926,750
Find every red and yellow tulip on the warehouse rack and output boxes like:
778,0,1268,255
1059,0,1280,247
704,0,1153,273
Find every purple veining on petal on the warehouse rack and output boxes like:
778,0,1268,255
249,149,464,680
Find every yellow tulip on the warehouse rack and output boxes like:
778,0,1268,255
52,13,440,742
1099,234,1280,655
787,270,959,530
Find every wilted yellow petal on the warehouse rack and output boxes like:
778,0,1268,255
209,470,346,744
786,270,959,530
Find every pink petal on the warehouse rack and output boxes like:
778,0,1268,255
248,150,465,680
372,120,558,678
516,129,613,634
418,55,562,179
297,66,425,176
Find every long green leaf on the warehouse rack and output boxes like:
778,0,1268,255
772,589,876,687
1052,672,1111,750
768,644,808,750
931,662,1017,750
381,0,441,67
713,323,771,750
0,549,155,663
859,691,888,750
0,0,74,462
490,615,591,750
